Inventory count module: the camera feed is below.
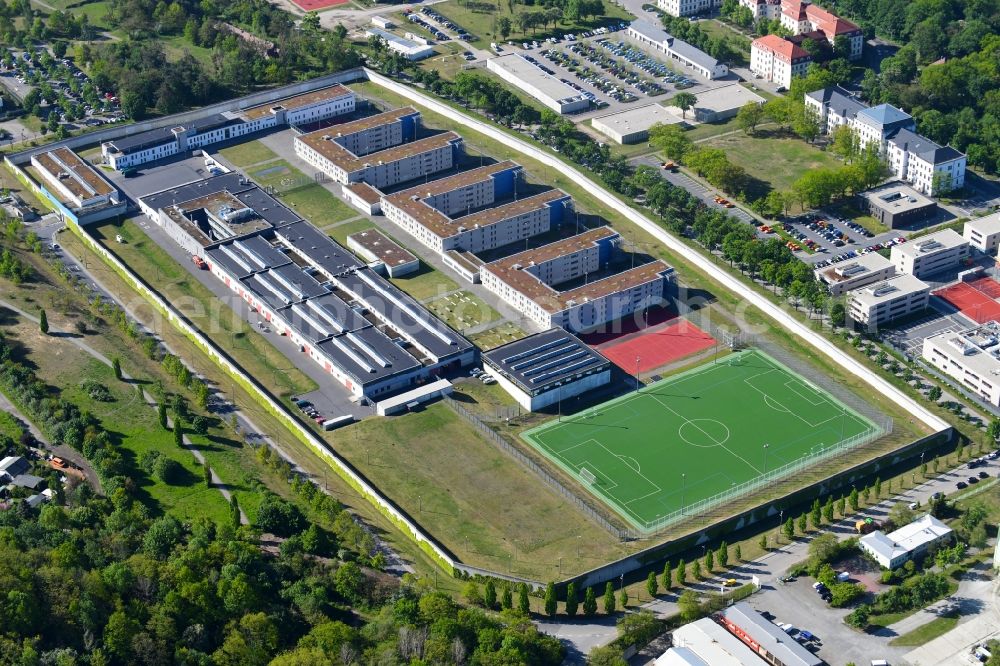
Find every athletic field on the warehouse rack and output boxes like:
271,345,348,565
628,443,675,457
521,349,882,532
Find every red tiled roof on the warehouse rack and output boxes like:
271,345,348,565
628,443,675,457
806,4,860,36
752,34,810,61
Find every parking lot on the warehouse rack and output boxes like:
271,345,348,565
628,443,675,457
634,154,755,222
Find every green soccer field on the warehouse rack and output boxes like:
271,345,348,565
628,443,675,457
521,349,883,532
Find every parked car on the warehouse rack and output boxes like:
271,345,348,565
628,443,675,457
957,481,968,489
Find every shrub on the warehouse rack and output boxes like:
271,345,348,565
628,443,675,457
153,456,184,484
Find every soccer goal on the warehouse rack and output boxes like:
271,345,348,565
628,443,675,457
580,468,598,485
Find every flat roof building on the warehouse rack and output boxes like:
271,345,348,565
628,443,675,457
343,182,384,215
627,20,728,80
671,84,765,123
366,28,435,60
890,228,969,278
662,618,760,666
847,273,930,328
486,54,590,114
346,228,419,277
860,514,953,569
591,104,683,145
481,226,674,332
815,251,895,297
861,182,938,229
923,320,1000,406
482,328,612,411
719,602,823,666
964,212,1000,255
31,147,120,210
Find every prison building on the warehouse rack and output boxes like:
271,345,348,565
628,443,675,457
847,273,930,328
922,321,1000,406
346,228,419,277
31,146,120,210
814,252,895,297
890,228,969,278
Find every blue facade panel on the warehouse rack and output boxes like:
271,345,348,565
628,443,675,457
491,167,517,198
400,113,418,142
596,236,616,264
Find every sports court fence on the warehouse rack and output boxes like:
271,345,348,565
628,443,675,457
443,397,633,540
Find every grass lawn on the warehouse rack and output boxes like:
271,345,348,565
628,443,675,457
418,48,474,80
889,615,960,647
80,219,318,399
325,403,632,580
248,160,302,190
218,140,281,169
326,218,375,243
389,263,459,302
469,321,528,350
160,34,215,66
0,411,24,441
686,115,743,142
522,349,881,531
432,0,633,45
279,183,358,227
425,290,501,333
65,0,111,29
700,131,844,203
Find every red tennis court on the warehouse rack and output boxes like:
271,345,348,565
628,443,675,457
290,0,348,10
969,276,1000,299
598,319,717,373
934,282,1000,323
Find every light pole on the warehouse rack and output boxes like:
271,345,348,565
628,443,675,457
681,473,686,515
762,443,769,475
635,356,641,393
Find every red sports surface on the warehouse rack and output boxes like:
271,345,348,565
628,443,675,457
598,319,717,373
969,276,1000,299
934,282,1000,323
290,0,348,11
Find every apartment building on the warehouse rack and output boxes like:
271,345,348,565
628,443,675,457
102,84,356,170
890,229,969,278
656,0,720,18
964,213,1000,255
923,321,1000,406
480,227,674,332
749,35,811,88
294,108,462,189
847,273,930,328
814,251,894,296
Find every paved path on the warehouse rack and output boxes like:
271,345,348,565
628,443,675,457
884,560,996,638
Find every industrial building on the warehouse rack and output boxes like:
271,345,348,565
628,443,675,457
814,252,894,297
847,274,930,328
673,84,765,123
382,161,573,255
486,54,590,114
658,618,759,666
139,173,474,399
719,602,823,666
860,514,954,569
482,328,611,411
102,84,356,170
627,20,728,80
923,321,1000,406
365,28,435,60
30,146,122,211
890,229,969,278
294,107,462,188
590,104,682,145
860,182,938,229
964,212,1000,255
480,226,674,332
346,228,419,277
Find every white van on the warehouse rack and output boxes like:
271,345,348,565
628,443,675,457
870,660,889,666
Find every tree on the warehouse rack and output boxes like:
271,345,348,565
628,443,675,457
646,571,658,598
544,582,557,617
158,402,168,430
783,517,794,541
846,605,870,629
830,302,846,327
603,582,616,614
704,549,714,572
174,422,183,447
734,544,742,561
38,309,48,334
588,645,628,666
619,586,628,609
718,542,729,569
230,495,241,529
736,101,765,135
888,502,916,528
797,513,807,534
874,477,882,498
498,16,512,40
501,585,513,610
484,580,497,609
676,559,686,586
810,498,822,528
927,386,942,402
822,496,834,523
692,560,702,581
112,357,122,380
672,92,697,120
808,533,839,566
648,123,692,161
662,561,672,589
677,590,700,622
565,582,578,617
836,496,846,517
849,487,860,512
517,583,530,615
203,463,212,487
759,534,768,551
583,587,597,616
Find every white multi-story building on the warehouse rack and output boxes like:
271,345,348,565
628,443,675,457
890,229,969,278
480,226,674,332
102,84,356,170
805,86,968,195
293,107,463,189
847,274,930,328
739,0,782,19
814,252,894,296
656,0,720,17
923,321,1000,406
750,35,811,88
627,20,728,79
964,213,1000,255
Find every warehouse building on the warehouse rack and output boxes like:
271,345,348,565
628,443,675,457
486,54,590,114
31,146,122,212
675,84,765,123
294,107,462,188
964,212,1000,255
923,321,1000,406
815,252,895,297
482,328,611,411
861,182,938,229
847,273,930,328
890,229,969,278
627,20,728,80
480,226,674,332
590,104,682,145
382,161,573,255
365,28,435,60
719,603,823,666
860,514,953,569
346,228,419,277
102,84,356,170
660,617,765,666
